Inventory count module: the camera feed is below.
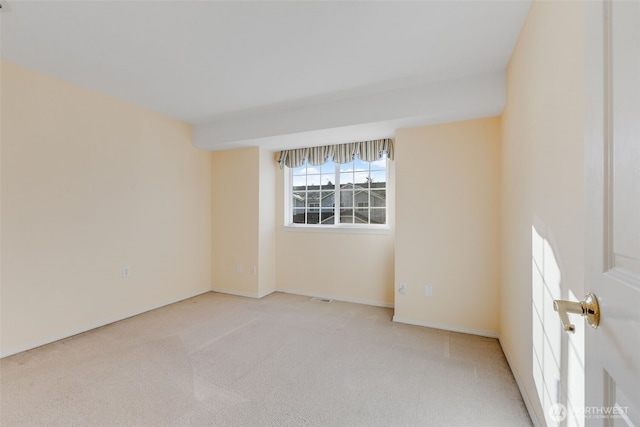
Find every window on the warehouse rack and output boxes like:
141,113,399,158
288,154,388,227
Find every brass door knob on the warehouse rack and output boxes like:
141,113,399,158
553,293,600,333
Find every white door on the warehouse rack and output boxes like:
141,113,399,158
584,0,640,426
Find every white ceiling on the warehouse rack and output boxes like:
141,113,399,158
0,0,531,151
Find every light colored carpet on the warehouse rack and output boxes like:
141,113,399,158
0,292,532,426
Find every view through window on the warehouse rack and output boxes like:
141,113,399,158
289,155,388,226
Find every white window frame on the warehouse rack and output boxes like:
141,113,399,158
284,156,390,232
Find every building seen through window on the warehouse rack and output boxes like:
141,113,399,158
290,155,387,226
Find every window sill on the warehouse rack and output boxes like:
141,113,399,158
283,224,392,235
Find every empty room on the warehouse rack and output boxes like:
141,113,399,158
1,0,638,426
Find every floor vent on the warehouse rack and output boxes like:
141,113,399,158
311,297,333,303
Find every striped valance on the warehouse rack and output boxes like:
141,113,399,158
278,139,394,169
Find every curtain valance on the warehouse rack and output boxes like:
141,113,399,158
277,139,394,169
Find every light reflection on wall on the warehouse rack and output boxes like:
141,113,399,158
532,225,585,426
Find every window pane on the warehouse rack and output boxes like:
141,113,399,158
340,172,353,185
340,190,353,208
339,161,355,173
321,183,335,195
320,209,335,224
291,176,307,190
307,174,321,187
370,157,387,171
370,208,386,224
321,173,335,189
354,171,369,187
371,190,386,207
354,208,369,224
307,191,320,208
354,189,369,210
308,164,323,173
292,191,306,207
340,208,354,224
369,170,386,185
292,209,306,224
292,163,307,175
353,157,368,172
307,211,320,224
320,160,335,174
320,192,335,208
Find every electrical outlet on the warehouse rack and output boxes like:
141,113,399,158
236,264,242,274
250,265,257,275
399,283,407,295
122,266,130,278
424,285,433,297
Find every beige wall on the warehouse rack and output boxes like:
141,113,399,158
211,146,277,298
258,147,277,296
0,61,212,356
275,162,395,307
394,118,501,336
211,147,260,296
500,0,585,424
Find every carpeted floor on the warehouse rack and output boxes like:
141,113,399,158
0,292,532,426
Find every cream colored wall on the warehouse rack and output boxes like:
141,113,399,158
0,61,212,356
211,146,277,298
258,147,277,297
394,117,501,336
211,147,260,296
500,0,584,424
275,162,395,307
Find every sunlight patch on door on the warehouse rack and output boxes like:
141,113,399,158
532,225,585,426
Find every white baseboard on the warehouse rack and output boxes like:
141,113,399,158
0,288,211,359
211,287,275,299
499,338,543,427
392,315,500,339
276,288,394,309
